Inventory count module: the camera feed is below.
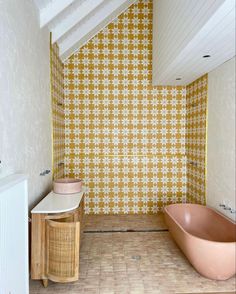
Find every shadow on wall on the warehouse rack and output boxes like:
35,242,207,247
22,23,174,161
186,74,207,205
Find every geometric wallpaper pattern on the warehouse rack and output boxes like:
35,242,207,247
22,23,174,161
186,74,207,204
49,0,208,214
51,42,65,179
63,0,188,214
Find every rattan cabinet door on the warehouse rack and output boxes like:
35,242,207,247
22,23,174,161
46,220,80,283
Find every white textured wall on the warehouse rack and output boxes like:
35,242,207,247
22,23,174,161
207,57,235,220
0,0,52,208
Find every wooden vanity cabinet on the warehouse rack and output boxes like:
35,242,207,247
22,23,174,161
31,191,84,287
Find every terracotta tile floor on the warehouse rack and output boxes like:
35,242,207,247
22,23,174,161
30,215,236,294
83,214,167,232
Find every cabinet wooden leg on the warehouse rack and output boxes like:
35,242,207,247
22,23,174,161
42,279,48,288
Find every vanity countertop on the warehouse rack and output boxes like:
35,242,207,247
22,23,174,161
31,188,85,214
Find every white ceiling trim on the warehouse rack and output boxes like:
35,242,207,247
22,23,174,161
39,0,76,28
33,0,137,61
59,0,137,61
51,0,105,44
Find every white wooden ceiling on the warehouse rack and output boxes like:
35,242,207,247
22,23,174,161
33,0,137,61
152,0,236,85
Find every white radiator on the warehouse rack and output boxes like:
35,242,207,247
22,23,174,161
0,174,29,294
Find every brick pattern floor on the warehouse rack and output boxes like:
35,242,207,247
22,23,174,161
83,214,167,232
30,215,236,294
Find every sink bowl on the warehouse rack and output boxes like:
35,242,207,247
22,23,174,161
53,178,82,194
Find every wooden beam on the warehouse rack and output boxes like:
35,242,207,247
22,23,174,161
40,0,75,28
52,0,105,43
59,0,137,60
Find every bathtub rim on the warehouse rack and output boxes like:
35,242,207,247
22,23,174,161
164,203,236,244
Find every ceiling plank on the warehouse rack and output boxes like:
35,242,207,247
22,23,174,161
59,0,137,60
40,0,76,28
158,2,235,84
152,0,235,85
51,0,105,43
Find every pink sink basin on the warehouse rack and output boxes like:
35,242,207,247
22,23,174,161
53,178,82,194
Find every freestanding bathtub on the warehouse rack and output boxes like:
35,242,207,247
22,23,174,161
164,203,236,280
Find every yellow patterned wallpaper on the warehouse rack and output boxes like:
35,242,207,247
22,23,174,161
51,43,65,179
63,0,188,214
186,74,207,204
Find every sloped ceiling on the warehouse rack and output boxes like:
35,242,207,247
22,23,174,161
33,0,137,61
152,0,236,85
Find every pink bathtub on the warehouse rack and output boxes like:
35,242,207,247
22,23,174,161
164,203,236,280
